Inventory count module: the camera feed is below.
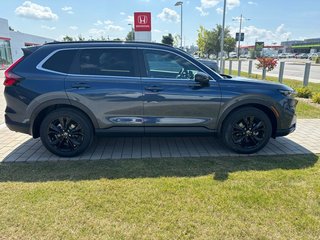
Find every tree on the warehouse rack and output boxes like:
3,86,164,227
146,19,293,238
197,26,209,57
62,35,74,42
173,34,180,48
224,37,237,57
196,25,236,57
161,34,174,46
77,35,85,41
126,30,135,41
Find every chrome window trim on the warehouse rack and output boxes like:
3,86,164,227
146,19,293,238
138,47,216,82
36,47,139,78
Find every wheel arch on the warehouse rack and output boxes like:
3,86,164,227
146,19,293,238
30,100,99,138
218,102,278,138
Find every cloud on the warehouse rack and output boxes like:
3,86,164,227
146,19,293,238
196,0,240,16
229,24,292,45
41,25,56,30
157,8,180,22
105,25,124,31
62,6,74,14
153,29,162,33
69,26,78,31
94,20,113,26
124,15,134,24
216,7,223,14
248,1,257,5
90,19,124,36
104,20,113,25
120,12,126,16
227,0,240,9
195,6,209,16
89,28,106,36
15,1,58,20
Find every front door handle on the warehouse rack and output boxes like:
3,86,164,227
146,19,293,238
72,82,91,89
144,86,163,92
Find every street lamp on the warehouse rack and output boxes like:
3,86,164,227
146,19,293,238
174,1,183,48
128,23,134,41
219,0,227,71
233,14,250,58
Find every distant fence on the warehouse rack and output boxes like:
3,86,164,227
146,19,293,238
219,60,312,87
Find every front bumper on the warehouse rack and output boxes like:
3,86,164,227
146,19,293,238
275,122,296,137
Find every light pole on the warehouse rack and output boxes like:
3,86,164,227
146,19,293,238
233,14,250,58
219,0,227,71
175,1,183,48
128,23,134,41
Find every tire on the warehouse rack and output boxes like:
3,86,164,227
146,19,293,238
221,107,272,154
40,108,93,157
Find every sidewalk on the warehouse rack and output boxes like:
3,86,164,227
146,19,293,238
0,119,319,163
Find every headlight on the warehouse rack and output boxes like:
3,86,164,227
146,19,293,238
278,89,296,97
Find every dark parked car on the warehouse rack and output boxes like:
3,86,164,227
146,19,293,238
198,59,220,73
3,41,297,157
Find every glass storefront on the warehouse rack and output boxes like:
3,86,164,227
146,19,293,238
0,39,13,65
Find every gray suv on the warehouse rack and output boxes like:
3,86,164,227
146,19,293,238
3,41,297,157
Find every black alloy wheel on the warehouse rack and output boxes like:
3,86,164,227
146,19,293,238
40,109,93,157
222,107,272,154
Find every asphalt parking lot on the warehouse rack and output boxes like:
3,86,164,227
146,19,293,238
1,70,320,162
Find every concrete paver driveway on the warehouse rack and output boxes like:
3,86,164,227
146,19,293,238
0,119,319,162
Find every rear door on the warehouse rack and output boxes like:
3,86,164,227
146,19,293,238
65,47,143,130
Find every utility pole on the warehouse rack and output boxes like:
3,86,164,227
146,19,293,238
219,0,227,71
233,14,250,59
175,1,183,48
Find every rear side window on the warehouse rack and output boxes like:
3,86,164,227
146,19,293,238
74,49,136,77
42,50,77,73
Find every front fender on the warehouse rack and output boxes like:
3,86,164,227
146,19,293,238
216,94,281,133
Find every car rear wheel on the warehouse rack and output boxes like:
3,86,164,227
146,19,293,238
40,108,93,157
222,107,272,154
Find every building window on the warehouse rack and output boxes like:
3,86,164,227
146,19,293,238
0,39,13,65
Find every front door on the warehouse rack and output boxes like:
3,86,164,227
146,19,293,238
140,49,221,132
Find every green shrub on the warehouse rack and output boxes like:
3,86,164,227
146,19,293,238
296,87,313,98
312,93,320,104
315,57,320,64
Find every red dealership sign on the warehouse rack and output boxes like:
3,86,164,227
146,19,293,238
134,12,151,32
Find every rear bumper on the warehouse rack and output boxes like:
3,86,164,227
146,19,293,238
5,114,30,135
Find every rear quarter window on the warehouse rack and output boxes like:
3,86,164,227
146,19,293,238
42,50,77,73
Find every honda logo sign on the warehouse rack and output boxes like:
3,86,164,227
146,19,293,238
134,12,151,32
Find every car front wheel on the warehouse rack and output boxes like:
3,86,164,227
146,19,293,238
222,107,272,154
40,108,93,157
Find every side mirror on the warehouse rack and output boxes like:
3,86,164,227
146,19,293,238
195,72,210,85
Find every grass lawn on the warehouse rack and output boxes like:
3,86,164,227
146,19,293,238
0,155,319,239
296,101,320,118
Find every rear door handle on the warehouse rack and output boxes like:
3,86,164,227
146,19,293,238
72,82,91,89
144,86,163,92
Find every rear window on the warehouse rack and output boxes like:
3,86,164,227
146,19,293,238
42,50,77,73
72,48,136,77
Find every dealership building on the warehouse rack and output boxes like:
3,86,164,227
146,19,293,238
0,17,54,67
281,38,320,53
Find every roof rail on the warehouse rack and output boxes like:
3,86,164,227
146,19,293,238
45,41,174,48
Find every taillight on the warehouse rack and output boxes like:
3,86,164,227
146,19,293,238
4,57,24,86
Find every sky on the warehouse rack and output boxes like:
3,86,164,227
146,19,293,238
0,0,319,46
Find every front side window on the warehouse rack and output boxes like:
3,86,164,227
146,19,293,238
77,48,136,77
42,50,77,73
143,50,202,80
